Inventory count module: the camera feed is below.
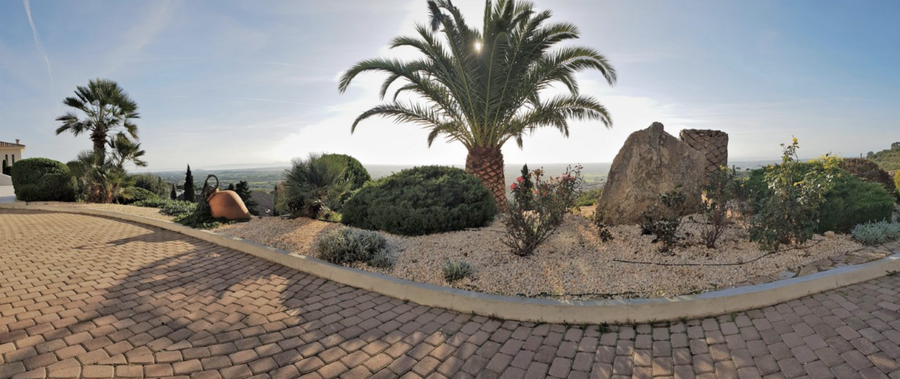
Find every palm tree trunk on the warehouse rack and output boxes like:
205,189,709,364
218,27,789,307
91,130,107,153
465,146,507,211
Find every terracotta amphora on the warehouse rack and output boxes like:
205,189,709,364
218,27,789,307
202,175,251,220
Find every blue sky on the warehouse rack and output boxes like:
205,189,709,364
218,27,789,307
1,0,898,170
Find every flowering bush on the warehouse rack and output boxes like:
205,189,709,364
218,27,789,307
502,165,583,256
749,138,838,251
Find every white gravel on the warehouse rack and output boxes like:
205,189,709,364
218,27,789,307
212,210,865,300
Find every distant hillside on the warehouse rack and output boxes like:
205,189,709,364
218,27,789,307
867,142,900,172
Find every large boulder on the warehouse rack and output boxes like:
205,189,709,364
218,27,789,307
596,122,707,225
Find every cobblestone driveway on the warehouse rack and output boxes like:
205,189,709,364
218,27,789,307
2,210,900,379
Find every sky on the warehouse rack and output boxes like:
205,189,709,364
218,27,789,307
1,0,898,171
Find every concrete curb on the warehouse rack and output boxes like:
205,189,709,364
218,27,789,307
4,203,899,324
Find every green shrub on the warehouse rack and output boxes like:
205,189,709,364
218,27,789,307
851,221,900,246
314,227,392,267
841,158,894,194
342,166,496,236
134,197,177,208
279,154,353,219
817,174,894,233
503,165,581,256
698,167,738,248
575,187,603,207
118,187,158,204
174,200,234,229
11,158,77,202
321,154,371,189
749,140,838,251
442,260,474,282
129,173,170,196
640,190,686,253
895,170,900,196
160,201,197,218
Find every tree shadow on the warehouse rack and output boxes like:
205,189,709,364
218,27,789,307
7,213,469,378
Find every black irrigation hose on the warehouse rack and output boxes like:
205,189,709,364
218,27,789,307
611,239,836,267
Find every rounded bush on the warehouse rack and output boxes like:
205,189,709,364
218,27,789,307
817,174,894,233
321,154,371,190
11,158,76,202
341,166,497,236
315,227,392,267
745,164,895,234
841,158,894,193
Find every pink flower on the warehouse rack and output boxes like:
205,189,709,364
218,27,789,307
516,176,525,183
510,183,517,190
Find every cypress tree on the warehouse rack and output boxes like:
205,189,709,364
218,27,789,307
170,184,177,200
184,165,195,202
1,159,8,176
235,180,258,215
227,183,235,191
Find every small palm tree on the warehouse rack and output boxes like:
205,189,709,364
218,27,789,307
339,0,615,207
108,132,147,170
279,153,353,219
56,78,140,154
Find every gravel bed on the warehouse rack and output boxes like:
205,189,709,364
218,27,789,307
213,211,864,300
29,202,175,222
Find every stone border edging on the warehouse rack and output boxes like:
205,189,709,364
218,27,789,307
4,202,899,324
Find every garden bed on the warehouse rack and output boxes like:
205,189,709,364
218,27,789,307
212,209,892,300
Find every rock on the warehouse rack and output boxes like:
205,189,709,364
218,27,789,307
824,231,836,238
596,122,708,225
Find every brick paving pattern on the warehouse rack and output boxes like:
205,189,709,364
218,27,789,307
2,209,900,379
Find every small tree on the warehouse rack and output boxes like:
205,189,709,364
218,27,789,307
183,165,195,202
235,181,258,215
170,184,177,200
2,158,9,176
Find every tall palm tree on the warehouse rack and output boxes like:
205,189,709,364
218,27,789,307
56,78,140,154
338,0,615,207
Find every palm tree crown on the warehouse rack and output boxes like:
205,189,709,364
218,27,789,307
56,78,140,153
339,0,616,206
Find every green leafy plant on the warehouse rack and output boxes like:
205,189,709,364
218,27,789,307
279,153,353,219
442,260,474,282
174,200,233,229
895,169,900,197
10,158,77,202
640,190,686,253
503,165,582,256
338,0,616,208
134,197,173,208
342,166,496,236
117,187,158,205
314,227,393,267
160,201,197,218
851,221,900,246
816,174,894,233
749,139,838,251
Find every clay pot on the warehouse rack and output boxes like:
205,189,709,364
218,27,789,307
203,175,251,220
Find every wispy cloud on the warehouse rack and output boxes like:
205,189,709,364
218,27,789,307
22,0,52,86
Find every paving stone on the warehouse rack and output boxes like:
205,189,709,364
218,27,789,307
5,210,900,379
